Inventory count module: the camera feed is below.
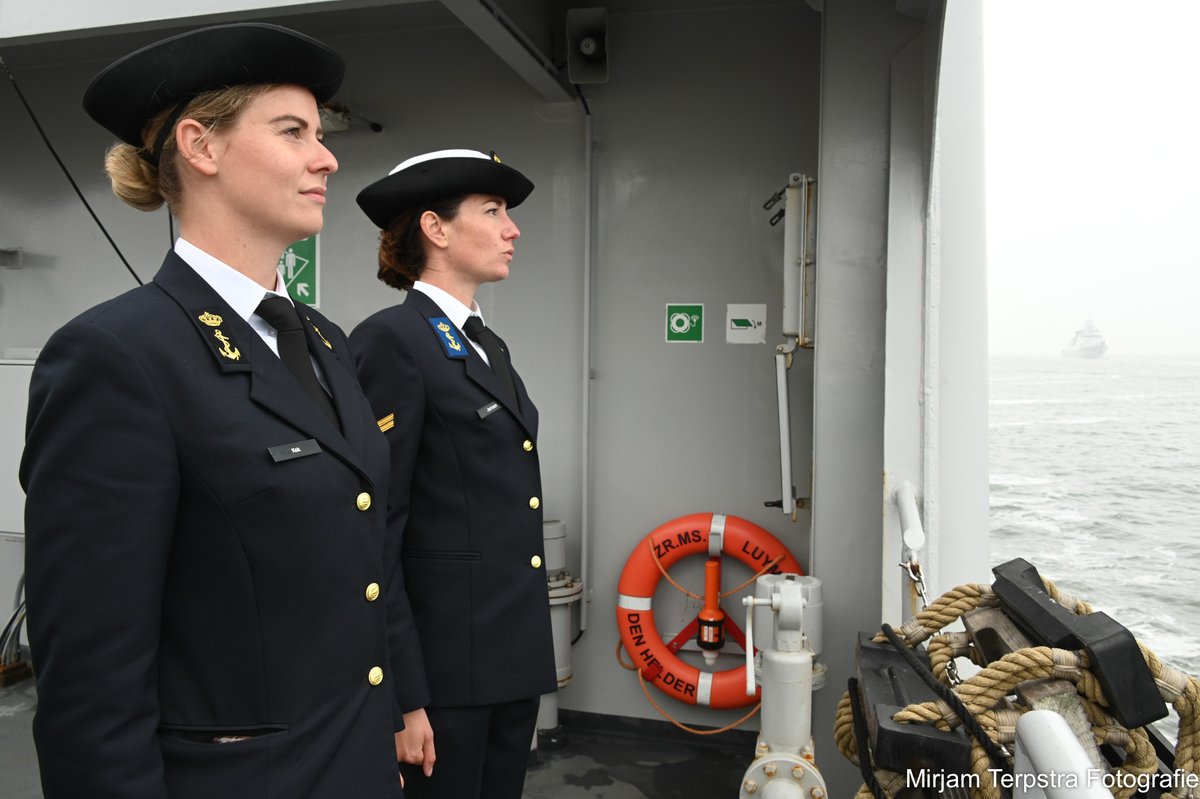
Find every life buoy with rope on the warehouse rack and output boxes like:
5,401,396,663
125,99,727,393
615,513,803,714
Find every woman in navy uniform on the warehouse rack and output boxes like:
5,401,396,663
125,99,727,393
20,24,410,799
351,150,557,799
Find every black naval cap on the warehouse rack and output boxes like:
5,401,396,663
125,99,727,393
356,149,534,230
83,22,344,159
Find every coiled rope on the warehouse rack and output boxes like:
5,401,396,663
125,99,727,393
834,577,1200,799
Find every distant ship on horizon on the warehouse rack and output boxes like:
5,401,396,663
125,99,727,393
1062,319,1108,359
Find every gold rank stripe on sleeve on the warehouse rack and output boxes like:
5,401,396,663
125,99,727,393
377,413,395,433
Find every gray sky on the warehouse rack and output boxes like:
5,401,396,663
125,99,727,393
984,0,1200,357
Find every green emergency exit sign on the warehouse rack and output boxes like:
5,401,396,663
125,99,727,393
279,235,320,307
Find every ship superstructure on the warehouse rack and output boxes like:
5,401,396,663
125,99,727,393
1063,318,1108,358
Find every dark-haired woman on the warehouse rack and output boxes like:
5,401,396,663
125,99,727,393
350,150,556,799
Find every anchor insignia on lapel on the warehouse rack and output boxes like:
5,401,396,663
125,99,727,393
427,316,468,358
438,322,462,352
190,307,247,366
213,329,241,361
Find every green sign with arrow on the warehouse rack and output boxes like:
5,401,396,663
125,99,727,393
279,235,320,307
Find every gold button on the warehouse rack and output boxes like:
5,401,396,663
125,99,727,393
368,666,384,686
529,497,540,510
365,582,381,602
531,555,542,569
522,440,533,452
356,492,372,511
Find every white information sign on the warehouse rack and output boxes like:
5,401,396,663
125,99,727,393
725,303,767,344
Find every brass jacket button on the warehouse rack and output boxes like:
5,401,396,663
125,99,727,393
528,497,540,510
531,555,542,569
368,666,384,686
356,492,372,511
522,440,533,452
365,582,381,602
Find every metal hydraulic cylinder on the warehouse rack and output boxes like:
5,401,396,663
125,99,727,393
740,574,827,799
760,640,813,755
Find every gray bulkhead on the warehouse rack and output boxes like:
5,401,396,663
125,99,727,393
0,1,987,796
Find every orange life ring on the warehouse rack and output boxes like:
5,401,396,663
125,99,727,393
615,512,803,708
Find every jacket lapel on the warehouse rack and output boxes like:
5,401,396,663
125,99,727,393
300,309,369,457
409,289,537,438
153,251,368,477
463,354,537,438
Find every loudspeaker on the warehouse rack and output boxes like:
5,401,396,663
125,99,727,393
566,7,608,85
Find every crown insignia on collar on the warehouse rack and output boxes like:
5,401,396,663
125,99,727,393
428,317,467,358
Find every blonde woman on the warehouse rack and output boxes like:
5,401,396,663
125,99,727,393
21,24,409,798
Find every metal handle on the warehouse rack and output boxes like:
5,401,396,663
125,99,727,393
743,596,774,696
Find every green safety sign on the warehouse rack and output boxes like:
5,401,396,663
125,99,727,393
279,235,320,306
665,303,704,343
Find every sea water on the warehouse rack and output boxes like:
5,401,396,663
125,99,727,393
989,355,1200,740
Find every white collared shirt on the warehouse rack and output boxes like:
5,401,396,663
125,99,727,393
411,280,490,365
174,238,330,390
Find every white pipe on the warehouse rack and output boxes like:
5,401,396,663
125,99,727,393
1013,711,1113,799
761,647,813,755
895,480,926,555
781,173,805,336
578,110,593,631
744,597,758,696
775,173,807,518
762,780,805,799
775,352,793,518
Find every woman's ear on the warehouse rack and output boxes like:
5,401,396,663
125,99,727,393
175,118,219,176
420,210,450,250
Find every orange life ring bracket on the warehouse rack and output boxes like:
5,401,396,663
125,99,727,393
615,512,804,709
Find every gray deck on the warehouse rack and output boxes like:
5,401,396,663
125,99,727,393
0,681,40,799
2,681,752,798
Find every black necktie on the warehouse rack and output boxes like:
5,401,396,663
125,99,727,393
462,315,519,409
255,296,338,426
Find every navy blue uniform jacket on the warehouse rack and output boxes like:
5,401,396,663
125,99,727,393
350,289,555,711
21,252,407,799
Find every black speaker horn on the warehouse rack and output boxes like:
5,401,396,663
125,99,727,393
566,7,608,85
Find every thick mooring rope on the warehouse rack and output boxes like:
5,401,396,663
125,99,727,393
834,582,998,764
835,576,1200,799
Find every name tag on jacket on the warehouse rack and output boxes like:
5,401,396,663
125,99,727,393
267,439,322,463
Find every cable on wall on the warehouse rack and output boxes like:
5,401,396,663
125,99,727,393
0,54,143,286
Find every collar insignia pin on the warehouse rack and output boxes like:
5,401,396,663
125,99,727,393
437,322,463,352
428,316,467,358
213,329,241,361
306,317,334,349
198,311,223,327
